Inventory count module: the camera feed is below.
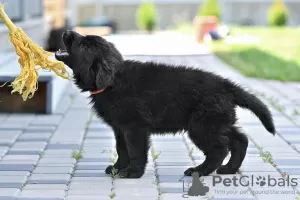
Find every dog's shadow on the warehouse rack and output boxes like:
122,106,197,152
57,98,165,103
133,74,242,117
188,172,209,196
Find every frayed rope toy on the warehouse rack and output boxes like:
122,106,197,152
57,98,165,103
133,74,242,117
0,4,71,101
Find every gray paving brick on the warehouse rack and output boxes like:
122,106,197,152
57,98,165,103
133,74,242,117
240,164,277,172
23,184,68,190
17,138,50,142
75,165,107,170
0,164,34,172
158,182,184,194
65,196,114,200
79,158,110,162
43,150,73,156
274,159,300,165
12,142,47,148
31,116,63,126
73,170,108,177
25,125,57,133
156,168,189,175
0,188,20,199
85,131,113,139
277,168,300,175
2,155,39,162
38,158,76,164
6,151,42,155
47,144,80,150
155,162,193,166
27,174,71,184
71,177,112,182
42,154,73,158
158,175,192,183
114,179,157,188
0,124,28,130
68,182,112,190
114,187,158,197
18,190,65,199
67,189,110,195
0,171,30,176
33,167,73,174
0,160,38,165
37,164,74,167
0,175,27,188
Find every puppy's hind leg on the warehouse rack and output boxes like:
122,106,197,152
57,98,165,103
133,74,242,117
185,130,229,176
184,110,231,176
105,127,130,175
217,126,248,174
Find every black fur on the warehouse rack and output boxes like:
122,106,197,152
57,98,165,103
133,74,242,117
55,30,276,178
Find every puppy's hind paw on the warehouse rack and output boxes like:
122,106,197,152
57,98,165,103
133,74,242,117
184,167,195,176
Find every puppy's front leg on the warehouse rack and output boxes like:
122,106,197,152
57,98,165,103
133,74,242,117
119,130,150,178
105,127,130,175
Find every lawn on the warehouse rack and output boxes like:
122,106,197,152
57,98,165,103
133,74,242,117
211,26,300,81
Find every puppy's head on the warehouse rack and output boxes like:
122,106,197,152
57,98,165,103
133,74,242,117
55,30,123,92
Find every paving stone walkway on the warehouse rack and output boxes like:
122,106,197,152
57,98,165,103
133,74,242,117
1,34,300,200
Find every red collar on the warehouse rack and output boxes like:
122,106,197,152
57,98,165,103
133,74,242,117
90,88,105,95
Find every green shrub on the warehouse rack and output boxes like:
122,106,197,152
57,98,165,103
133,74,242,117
268,0,288,26
198,0,221,19
136,1,158,32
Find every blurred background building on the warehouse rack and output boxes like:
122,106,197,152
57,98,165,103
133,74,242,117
0,0,44,52
0,0,300,52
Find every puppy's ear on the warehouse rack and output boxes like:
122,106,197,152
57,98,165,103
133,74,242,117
95,59,116,89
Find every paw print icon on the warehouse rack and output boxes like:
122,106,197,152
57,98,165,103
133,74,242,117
256,176,266,186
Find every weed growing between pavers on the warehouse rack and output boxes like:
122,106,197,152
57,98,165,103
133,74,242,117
257,146,275,166
292,109,300,117
151,150,161,161
108,192,116,199
152,178,158,185
110,167,120,180
268,96,285,112
253,90,285,112
72,150,83,161
69,94,76,101
189,147,194,157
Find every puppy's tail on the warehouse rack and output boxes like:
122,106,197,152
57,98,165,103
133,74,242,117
230,83,275,135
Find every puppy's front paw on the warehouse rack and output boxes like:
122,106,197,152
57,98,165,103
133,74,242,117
119,166,145,178
105,165,115,174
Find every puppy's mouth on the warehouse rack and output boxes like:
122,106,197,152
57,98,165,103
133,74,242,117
55,30,77,62
55,49,69,62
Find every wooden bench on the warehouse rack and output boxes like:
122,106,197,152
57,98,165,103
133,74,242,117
0,52,71,114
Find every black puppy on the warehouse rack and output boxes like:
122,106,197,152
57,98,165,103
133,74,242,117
55,30,275,178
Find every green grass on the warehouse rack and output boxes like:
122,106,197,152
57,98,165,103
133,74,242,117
211,26,300,81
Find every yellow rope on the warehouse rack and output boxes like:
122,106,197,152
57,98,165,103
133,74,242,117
0,4,71,101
